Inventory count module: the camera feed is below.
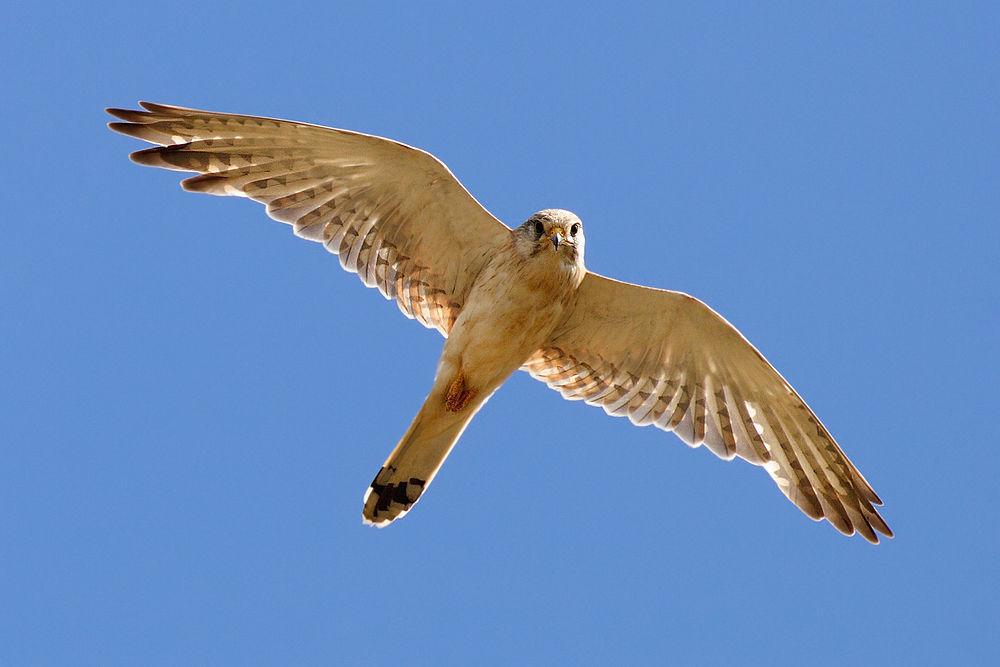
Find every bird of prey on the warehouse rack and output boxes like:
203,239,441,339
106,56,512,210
107,102,891,542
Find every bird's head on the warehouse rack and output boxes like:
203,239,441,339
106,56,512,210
514,209,586,269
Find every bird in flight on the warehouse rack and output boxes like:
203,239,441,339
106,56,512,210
108,102,891,542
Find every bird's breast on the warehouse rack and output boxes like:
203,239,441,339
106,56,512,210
443,250,582,384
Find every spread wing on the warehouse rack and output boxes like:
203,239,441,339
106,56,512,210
523,272,891,542
107,102,510,336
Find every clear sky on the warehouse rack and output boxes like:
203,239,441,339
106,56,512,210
3,2,998,664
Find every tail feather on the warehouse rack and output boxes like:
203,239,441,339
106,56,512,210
362,401,474,527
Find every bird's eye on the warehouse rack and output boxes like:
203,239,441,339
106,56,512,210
534,220,545,236
570,223,580,237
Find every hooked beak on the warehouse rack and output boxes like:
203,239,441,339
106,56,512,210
550,233,563,250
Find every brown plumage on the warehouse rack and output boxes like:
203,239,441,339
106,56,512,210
108,102,891,542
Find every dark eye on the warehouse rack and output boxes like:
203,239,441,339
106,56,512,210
570,223,580,237
534,220,545,236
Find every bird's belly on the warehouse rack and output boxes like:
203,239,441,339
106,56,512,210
441,271,571,393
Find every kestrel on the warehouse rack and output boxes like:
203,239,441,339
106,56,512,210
107,102,891,542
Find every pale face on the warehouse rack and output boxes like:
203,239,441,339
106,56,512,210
515,209,586,268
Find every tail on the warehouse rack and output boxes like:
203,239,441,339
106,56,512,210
362,396,475,527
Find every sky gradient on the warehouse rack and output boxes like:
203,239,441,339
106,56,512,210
3,2,998,664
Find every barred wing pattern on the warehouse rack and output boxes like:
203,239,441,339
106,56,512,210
108,102,510,336
524,272,891,542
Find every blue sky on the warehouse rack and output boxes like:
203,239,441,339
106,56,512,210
3,2,998,664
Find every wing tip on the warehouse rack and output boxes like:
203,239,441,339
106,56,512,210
106,101,193,123
138,100,178,113
128,146,164,166
108,121,149,140
860,517,893,544
828,503,892,544
868,512,894,541
180,173,222,194
106,107,137,121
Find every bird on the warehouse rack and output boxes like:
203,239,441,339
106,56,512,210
107,101,891,542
